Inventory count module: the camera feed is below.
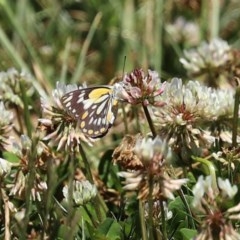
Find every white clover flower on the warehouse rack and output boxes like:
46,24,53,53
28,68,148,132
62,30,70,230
152,78,234,160
217,178,238,199
0,158,12,176
192,175,213,208
39,82,95,151
63,180,97,206
134,136,172,165
166,17,200,46
193,176,240,240
180,38,232,75
0,102,13,150
0,68,35,108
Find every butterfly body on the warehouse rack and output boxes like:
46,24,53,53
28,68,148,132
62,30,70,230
61,86,118,138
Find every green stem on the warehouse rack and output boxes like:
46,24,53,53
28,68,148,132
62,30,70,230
200,0,208,40
209,0,220,39
42,155,58,239
192,156,217,191
79,144,94,183
79,144,104,222
159,199,167,240
154,0,163,73
142,104,157,138
1,189,10,240
60,37,72,84
232,83,240,147
66,153,75,227
148,175,154,240
139,200,148,240
22,144,37,237
20,81,32,138
177,189,196,229
122,104,129,134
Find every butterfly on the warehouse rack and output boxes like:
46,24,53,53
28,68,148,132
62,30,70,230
61,85,119,138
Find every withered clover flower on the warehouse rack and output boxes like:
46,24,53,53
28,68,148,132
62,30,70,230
152,78,234,162
39,82,95,151
63,180,97,206
117,136,187,200
112,134,144,170
8,135,48,201
0,101,13,150
192,176,240,240
115,68,165,106
212,147,240,172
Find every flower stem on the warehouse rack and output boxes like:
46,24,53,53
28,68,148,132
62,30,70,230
20,81,32,138
177,189,196,229
142,104,157,138
139,200,148,240
79,144,104,222
148,174,154,240
23,143,37,236
192,156,218,192
66,153,75,226
159,199,167,240
1,189,10,240
79,144,94,183
232,82,240,147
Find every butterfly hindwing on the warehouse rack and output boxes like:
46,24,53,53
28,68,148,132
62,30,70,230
61,86,118,138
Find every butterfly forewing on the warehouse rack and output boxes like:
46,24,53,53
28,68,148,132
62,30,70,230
61,86,118,138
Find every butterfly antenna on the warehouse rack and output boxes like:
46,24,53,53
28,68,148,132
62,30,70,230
120,55,129,134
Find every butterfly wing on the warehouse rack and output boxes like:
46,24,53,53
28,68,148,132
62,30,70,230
61,86,118,138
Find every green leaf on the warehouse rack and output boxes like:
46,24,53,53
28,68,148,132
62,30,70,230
179,228,197,240
168,196,193,222
3,151,19,163
92,218,122,240
168,196,194,238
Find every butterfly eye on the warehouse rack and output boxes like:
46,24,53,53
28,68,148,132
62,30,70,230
61,86,118,138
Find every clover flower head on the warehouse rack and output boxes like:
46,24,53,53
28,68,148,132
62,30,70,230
39,82,94,151
152,78,235,161
63,180,97,206
166,17,200,46
134,136,172,165
10,135,32,159
192,175,214,209
0,158,12,177
112,135,144,170
115,69,165,105
192,176,240,240
8,169,47,202
152,78,217,159
0,101,13,150
217,178,238,199
117,135,187,200
0,68,34,108
180,38,232,76
118,170,187,200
